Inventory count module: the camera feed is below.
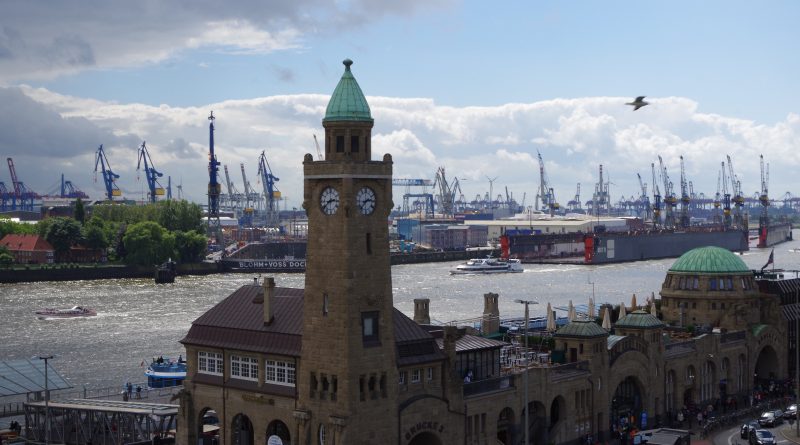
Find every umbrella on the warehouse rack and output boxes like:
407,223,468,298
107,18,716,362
619,302,627,319
546,302,556,332
631,293,637,310
588,297,596,318
568,300,576,322
602,307,612,330
651,300,658,316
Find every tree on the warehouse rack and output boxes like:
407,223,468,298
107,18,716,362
122,221,175,266
74,198,86,224
0,251,13,268
0,219,37,238
84,224,108,250
174,230,208,262
45,217,83,256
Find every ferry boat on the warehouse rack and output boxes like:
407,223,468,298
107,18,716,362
145,357,187,388
450,257,523,274
35,306,97,319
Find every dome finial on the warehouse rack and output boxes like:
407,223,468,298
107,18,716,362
343,58,353,71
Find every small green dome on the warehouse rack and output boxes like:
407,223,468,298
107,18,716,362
615,310,664,329
669,246,750,274
554,319,608,338
324,59,373,123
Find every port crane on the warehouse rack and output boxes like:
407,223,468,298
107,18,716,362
313,134,323,160
136,141,165,203
6,158,40,211
721,161,732,228
223,165,243,213
637,173,651,221
94,145,121,201
712,169,722,226
593,165,610,217
726,154,746,229
567,183,582,212
758,154,770,247
650,163,661,229
658,155,677,229
60,174,89,199
536,151,560,217
433,167,457,217
0,181,8,211
258,150,281,227
206,111,222,243
392,178,434,217
678,156,691,228
240,163,259,226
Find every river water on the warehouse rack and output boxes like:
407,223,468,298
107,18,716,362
2,231,799,393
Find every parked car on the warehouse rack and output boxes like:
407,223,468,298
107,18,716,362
785,404,797,420
741,420,760,439
749,429,776,445
758,410,783,427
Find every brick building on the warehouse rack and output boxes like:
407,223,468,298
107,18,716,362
0,234,55,264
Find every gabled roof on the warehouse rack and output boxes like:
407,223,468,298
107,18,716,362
0,234,54,252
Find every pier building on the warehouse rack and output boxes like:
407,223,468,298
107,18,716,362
176,59,789,445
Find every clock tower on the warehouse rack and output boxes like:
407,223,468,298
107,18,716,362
297,59,397,444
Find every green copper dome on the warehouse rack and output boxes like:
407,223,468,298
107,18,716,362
323,59,373,123
615,310,664,329
669,246,750,274
554,319,608,338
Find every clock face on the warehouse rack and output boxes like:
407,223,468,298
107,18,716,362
356,186,376,215
320,186,340,215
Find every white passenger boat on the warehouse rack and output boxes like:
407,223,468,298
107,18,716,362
450,257,523,274
35,306,97,319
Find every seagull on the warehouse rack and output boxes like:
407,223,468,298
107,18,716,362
626,96,649,111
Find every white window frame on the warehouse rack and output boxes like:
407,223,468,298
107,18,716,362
265,359,296,387
427,367,434,381
198,351,223,376
230,355,259,381
411,369,421,383
399,371,406,385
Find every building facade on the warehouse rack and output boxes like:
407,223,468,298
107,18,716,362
176,60,788,445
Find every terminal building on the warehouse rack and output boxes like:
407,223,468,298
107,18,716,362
176,60,791,445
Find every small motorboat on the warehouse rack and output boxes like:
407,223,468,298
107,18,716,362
35,306,97,319
450,257,524,274
145,357,187,388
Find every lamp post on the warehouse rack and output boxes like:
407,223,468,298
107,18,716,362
37,355,54,445
515,299,537,445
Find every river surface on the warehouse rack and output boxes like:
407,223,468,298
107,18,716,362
2,231,799,393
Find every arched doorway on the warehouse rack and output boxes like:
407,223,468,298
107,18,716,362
683,366,697,409
266,419,291,445
665,370,677,417
611,376,643,431
754,346,780,387
496,407,515,445
700,361,716,403
530,401,547,445
408,431,443,445
198,407,220,445
232,414,254,445
549,396,567,443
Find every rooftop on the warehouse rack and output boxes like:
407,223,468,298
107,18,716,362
323,59,373,123
669,246,750,274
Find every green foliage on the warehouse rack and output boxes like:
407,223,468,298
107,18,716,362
122,221,175,266
174,230,208,262
74,198,86,224
91,200,204,232
44,217,83,254
0,251,13,267
0,218,37,238
84,224,108,250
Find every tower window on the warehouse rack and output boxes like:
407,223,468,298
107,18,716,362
336,135,344,152
366,233,372,255
323,293,329,316
351,135,359,153
362,311,380,346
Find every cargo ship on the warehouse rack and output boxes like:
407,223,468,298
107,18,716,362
501,227,749,264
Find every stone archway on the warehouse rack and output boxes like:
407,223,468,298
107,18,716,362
683,366,697,408
611,376,645,431
232,413,254,445
496,407,515,445
549,395,567,443
530,401,547,445
408,431,443,445
266,419,291,445
754,345,780,386
198,407,220,445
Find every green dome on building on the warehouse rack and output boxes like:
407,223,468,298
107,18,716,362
615,310,664,329
669,246,750,274
554,319,608,338
324,59,373,123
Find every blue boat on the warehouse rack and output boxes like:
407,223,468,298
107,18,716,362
145,357,186,388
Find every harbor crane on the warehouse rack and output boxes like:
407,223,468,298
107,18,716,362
536,151,560,216
712,168,722,226
651,163,661,228
593,165,610,217
433,167,457,217
94,145,121,201
567,183,582,212
6,158,40,212
726,154,746,229
223,164,243,212
258,150,281,227
637,173,650,221
0,181,8,211
658,155,677,229
678,155,691,228
136,141,165,203
60,174,89,199
758,154,770,247
240,162,260,226
206,111,222,243
721,161,732,228
313,134,323,160
392,178,434,217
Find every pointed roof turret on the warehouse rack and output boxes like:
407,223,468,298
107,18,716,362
324,59,373,123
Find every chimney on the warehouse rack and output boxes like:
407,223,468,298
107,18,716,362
263,277,275,325
413,298,431,325
482,292,500,335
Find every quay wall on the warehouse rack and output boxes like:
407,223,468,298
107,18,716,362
0,262,220,284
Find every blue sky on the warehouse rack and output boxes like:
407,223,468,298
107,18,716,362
0,0,798,208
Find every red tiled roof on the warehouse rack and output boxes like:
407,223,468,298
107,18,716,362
0,234,54,252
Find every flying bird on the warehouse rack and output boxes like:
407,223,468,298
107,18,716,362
626,96,649,111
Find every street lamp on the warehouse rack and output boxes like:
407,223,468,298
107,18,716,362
515,299,537,445
37,355,54,445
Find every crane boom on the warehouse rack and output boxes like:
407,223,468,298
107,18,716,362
679,155,690,228
651,163,661,228
258,150,281,226
313,134,323,160
537,150,559,216
136,141,165,203
94,144,121,200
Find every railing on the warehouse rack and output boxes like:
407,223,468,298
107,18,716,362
1,401,26,417
464,375,516,397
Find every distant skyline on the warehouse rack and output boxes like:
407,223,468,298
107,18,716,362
1,1,798,209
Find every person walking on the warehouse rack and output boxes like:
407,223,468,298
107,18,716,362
136,385,142,399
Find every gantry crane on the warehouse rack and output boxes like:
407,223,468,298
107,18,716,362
593,165,610,217
637,173,651,222
433,167,457,217
240,163,257,227
223,164,243,213
651,163,662,229
567,183,582,212
392,178,434,217
94,145,121,201
712,168,722,226
7,158,40,211
60,174,89,199
758,154,770,247
136,141,165,203
678,156,691,228
206,111,222,243
726,154,745,229
658,155,677,229
537,150,560,217
258,150,281,227
721,161,732,228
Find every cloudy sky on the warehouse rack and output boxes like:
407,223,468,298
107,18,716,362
1,0,798,210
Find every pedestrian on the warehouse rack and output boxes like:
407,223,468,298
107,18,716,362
122,390,129,401
126,381,132,398
696,411,703,427
136,385,142,399
676,410,684,427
